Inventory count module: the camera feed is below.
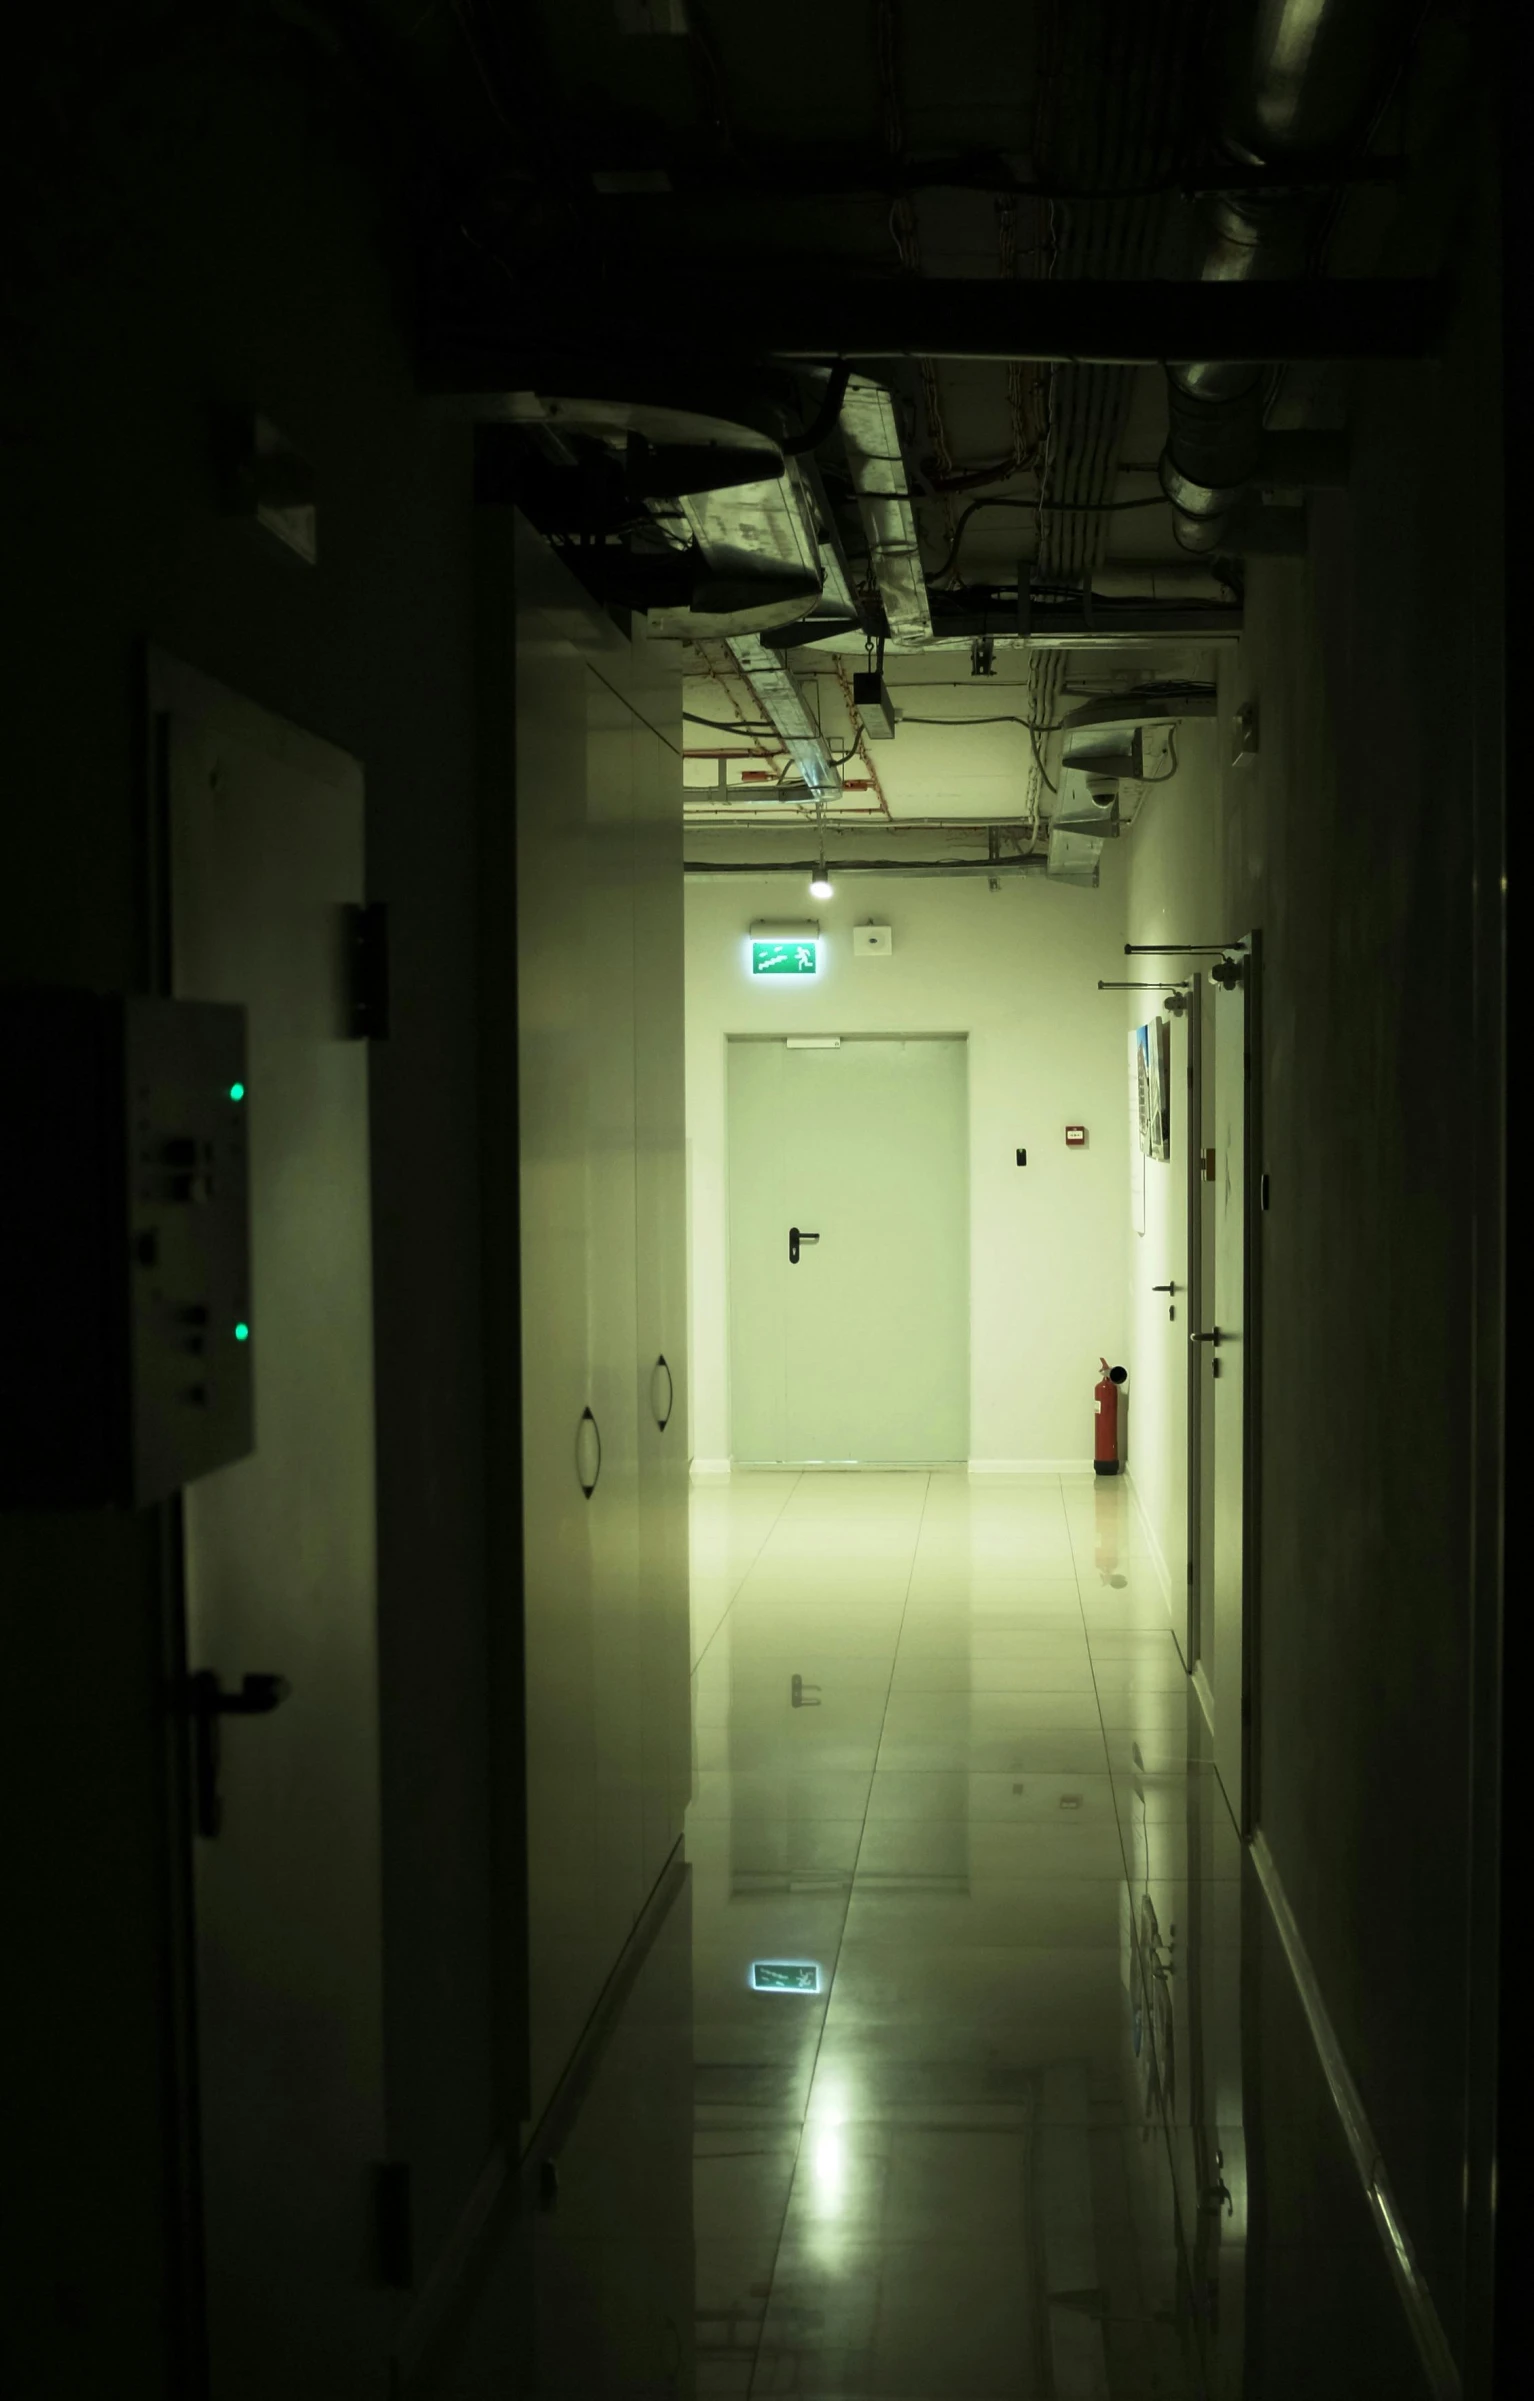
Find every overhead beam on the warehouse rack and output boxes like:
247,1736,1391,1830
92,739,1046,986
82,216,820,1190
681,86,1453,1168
436,277,1444,378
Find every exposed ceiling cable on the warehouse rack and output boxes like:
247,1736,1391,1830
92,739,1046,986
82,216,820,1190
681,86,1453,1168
1018,0,1199,840
998,196,1042,484
874,0,959,564
684,711,778,737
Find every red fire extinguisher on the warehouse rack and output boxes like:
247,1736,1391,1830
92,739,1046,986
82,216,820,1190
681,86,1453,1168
1094,1358,1128,1475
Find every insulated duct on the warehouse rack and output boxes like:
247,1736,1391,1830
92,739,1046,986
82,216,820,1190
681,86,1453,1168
1160,0,1415,554
837,377,932,650
724,633,843,799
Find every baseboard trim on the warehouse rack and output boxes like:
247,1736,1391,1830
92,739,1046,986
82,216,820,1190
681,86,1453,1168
728,1458,966,1472
1122,1466,1175,1611
389,2139,508,2394
967,1458,1095,1475
516,1844,690,2209
390,1844,690,2396
1249,1831,1461,2401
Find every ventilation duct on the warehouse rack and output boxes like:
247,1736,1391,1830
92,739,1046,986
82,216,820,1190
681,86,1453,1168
723,633,842,799
1160,0,1415,553
1052,770,1125,839
651,446,861,640
1045,828,1108,889
1045,695,1217,885
837,377,932,650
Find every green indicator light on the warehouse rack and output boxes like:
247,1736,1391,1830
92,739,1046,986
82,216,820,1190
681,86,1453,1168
234,1322,250,1342
229,1082,245,1102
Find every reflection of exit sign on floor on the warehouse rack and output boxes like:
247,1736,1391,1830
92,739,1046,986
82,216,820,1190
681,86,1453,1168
752,939,818,976
750,1960,821,1992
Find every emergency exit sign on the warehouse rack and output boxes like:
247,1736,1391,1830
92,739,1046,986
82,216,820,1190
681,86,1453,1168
750,1960,821,1992
752,939,818,976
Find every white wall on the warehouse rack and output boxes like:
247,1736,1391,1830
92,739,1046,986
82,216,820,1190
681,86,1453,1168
1120,716,1223,1602
684,863,1131,1469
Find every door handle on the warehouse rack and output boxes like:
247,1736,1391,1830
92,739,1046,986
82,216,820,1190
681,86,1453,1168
650,1354,674,1432
788,1226,820,1264
1152,1283,1177,1294
184,1669,292,1839
576,1407,602,1497
1190,1328,1222,1346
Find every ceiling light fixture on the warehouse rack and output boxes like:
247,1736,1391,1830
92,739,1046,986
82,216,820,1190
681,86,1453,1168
809,801,833,899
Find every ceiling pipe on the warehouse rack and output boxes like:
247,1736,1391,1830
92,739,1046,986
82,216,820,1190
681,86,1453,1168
1161,0,1419,554
683,857,1047,880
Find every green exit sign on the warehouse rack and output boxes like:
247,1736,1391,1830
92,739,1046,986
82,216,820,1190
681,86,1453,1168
750,1960,821,1993
752,939,818,977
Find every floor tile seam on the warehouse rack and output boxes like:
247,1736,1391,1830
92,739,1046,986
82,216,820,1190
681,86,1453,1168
748,1473,932,2368
688,1476,809,2395
1062,1485,1146,1896
692,1471,807,1678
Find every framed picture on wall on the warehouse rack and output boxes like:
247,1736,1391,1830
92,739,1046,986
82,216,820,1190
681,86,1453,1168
1136,1019,1171,1165
1129,1031,1147,1235
1148,1018,1171,1163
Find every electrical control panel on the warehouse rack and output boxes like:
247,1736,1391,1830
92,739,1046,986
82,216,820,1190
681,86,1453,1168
0,989,253,1506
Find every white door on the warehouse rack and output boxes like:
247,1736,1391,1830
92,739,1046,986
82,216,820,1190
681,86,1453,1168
159,656,392,2397
727,1037,969,1464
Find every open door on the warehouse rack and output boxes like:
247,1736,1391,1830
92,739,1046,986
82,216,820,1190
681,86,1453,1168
1191,938,1260,1832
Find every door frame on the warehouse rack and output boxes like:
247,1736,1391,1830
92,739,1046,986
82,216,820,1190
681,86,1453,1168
724,1031,971,1468
1188,937,1262,1839
1239,931,1263,1839
1183,972,1204,1679
142,649,213,2398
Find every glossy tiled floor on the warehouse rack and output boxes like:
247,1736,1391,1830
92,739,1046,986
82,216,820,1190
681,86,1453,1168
431,1470,1435,2400
686,1470,1218,2401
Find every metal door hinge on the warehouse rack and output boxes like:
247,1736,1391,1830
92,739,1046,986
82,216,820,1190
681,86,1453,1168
346,902,390,1039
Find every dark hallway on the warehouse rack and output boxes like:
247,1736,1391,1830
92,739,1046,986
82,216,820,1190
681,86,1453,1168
0,5,1507,2397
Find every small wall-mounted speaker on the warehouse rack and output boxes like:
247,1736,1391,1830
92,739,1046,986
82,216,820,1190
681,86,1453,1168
852,924,893,957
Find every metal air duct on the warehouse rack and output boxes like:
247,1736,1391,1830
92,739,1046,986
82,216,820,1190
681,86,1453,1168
837,377,932,650
1160,0,1415,554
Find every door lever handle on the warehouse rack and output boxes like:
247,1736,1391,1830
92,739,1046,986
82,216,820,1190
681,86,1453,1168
183,1669,292,1839
1151,1283,1176,1294
1190,1327,1221,1345
788,1227,820,1264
